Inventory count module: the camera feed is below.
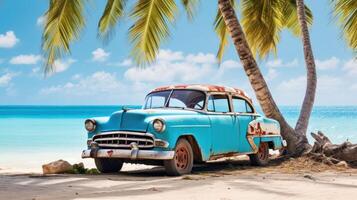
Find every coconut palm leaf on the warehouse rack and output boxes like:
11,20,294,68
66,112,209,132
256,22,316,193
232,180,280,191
181,0,199,20
282,0,313,36
214,0,235,63
129,0,177,65
332,0,357,52
241,0,285,59
42,0,86,74
98,0,126,42
241,0,313,59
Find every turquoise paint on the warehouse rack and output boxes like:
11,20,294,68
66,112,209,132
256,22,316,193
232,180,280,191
209,114,238,155
236,115,255,153
87,107,284,161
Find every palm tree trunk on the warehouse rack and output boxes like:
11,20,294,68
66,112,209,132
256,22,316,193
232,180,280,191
295,0,317,141
217,0,309,154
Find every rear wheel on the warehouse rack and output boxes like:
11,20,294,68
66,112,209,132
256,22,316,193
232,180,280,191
164,139,194,176
94,158,123,173
249,142,269,166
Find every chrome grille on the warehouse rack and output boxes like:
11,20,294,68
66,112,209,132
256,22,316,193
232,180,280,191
92,131,154,149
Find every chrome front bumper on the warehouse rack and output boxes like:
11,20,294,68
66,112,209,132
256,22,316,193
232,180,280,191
81,147,174,160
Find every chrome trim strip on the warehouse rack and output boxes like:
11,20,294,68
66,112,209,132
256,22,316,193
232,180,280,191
252,135,282,138
92,131,156,149
236,113,261,117
94,137,154,143
95,144,154,148
92,131,155,139
170,125,211,128
82,149,175,160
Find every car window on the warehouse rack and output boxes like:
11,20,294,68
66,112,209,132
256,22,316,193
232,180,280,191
145,90,206,110
194,100,205,110
168,98,186,108
232,96,253,113
207,95,230,113
144,90,171,108
167,90,206,110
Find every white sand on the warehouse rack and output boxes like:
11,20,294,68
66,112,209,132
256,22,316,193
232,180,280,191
0,151,153,174
1,170,357,200
1,152,357,200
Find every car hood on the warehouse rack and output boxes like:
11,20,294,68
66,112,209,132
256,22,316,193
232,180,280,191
96,108,201,132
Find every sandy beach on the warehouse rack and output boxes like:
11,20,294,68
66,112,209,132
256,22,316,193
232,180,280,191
1,155,357,200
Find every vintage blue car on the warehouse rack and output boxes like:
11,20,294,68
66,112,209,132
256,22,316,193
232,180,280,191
82,84,286,175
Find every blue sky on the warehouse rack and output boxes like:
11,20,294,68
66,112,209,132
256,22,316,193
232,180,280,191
0,0,356,106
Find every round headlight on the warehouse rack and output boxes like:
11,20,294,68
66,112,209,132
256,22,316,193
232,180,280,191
85,119,96,132
153,119,165,132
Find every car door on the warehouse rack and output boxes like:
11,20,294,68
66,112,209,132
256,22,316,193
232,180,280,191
232,96,255,153
207,94,238,155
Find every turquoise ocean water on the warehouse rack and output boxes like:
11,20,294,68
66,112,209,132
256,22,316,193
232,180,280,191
0,106,357,155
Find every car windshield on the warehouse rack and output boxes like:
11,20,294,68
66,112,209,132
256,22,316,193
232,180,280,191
144,90,206,110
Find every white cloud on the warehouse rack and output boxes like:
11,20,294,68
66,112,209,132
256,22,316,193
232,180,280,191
266,68,278,81
266,58,298,68
186,52,217,64
32,67,40,73
51,59,76,74
316,57,340,70
119,59,132,67
157,49,184,62
41,71,121,96
0,73,16,87
36,16,45,26
277,76,306,93
36,49,357,105
10,54,42,65
107,58,132,67
39,50,248,104
71,74,82,80
220,60,241,69
0,31,19,48
343,59,357,76
92,48,110,62
124,51,217,83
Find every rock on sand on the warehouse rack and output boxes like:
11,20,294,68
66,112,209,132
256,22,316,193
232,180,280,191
42,160,73,174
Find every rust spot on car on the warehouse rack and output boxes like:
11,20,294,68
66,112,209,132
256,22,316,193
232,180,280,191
209,152,238,160
107,150,113,157
150,84,253,103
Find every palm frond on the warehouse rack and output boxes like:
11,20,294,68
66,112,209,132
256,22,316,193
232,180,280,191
129,0,177,65
181,0,199,20
214,0,235,63
282,0,313,36
241,0,284,59
42,0,86,74
332,0,357,52
98,0,126,42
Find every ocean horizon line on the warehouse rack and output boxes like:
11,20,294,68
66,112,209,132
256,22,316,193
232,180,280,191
1,104,357,107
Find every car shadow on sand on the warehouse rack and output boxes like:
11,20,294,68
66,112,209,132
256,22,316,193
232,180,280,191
116,156,288,177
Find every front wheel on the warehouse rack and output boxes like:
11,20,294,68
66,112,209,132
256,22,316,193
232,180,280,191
164,139,194,176
249,142,269,166
94,158,123,173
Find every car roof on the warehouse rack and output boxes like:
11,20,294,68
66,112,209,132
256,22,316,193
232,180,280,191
151,84,253,103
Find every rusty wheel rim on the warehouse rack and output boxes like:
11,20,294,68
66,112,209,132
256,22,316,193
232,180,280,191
175,146,189,170
258,143,268,160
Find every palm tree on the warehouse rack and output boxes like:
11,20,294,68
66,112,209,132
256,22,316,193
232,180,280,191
294,0,317,151
217,0,313,154
332,0,357,53
41,0,314,154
